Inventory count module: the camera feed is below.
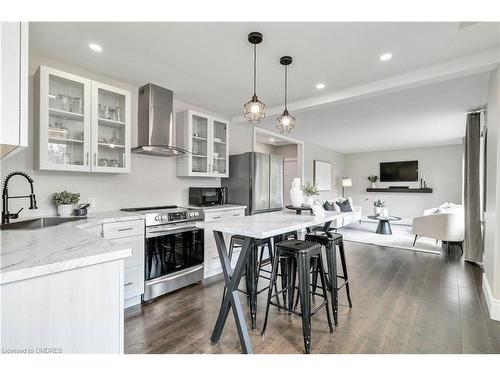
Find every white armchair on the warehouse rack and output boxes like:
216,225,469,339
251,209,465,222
412,204,464,246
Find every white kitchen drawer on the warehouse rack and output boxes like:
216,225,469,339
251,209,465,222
110,235,144,269
124,265,144,300
102,220,144,239
225,209,245,218
204,212,226,222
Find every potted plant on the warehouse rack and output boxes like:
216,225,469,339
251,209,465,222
52,191,80,217
373,199,385,216
368,175,379,188
301,181,320,206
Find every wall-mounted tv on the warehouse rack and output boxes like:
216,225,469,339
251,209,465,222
380,160,418,182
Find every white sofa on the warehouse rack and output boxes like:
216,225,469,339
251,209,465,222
412,203,464,246
321,197,362,230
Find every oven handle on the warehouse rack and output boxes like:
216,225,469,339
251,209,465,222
145,265,204,285
146,224,199,238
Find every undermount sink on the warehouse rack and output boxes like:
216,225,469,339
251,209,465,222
0,216,86,230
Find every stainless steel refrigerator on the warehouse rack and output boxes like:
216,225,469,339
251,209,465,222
222,152,283,215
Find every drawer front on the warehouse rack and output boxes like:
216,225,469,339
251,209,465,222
204,212,226,222
124,265,144,299
103,220,144,239
224,209,245,219
110,235,144,269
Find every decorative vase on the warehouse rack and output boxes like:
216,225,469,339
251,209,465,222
290,178,303,207
371,182,377,188
304,196,314,206
57,204,73,217
381,207,389,217
374,207,382,216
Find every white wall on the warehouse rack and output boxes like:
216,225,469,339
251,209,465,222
303,143,345,201
0,52,222,216
343,145,463,219
484,66,500,305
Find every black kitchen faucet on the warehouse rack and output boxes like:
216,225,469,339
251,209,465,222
2,171,38,224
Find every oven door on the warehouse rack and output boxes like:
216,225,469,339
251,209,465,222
145,223,204,282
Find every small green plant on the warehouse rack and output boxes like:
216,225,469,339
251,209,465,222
373,199,385,208
51,191,80,206
301,181,320,197
368,175,379,183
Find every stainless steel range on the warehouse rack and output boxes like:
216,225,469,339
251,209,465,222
121,205,205,302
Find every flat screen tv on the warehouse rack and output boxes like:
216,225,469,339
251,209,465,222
380,160,418,182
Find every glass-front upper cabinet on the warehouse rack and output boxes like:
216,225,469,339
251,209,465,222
190,113,209,174
211,118,228,177
91,82,131,173
37,66,131,173
38,66,91,171
176,110,229,177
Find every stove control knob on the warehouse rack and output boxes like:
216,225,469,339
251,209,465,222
161,215,167,221
155,215,161,221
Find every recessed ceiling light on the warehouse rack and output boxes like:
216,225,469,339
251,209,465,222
379,53,392,61
88,43,102,52
269,138,275,142
316,83,325,89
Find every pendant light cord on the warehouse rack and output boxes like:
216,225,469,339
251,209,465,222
253,44,257,97
284,65,288,111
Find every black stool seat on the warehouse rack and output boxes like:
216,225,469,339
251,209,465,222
305,231,352,326
262,239,333,354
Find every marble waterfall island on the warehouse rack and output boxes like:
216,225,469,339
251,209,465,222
1,211,142,353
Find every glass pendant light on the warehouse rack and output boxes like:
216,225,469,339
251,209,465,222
276,56,295,134
243,32,266,124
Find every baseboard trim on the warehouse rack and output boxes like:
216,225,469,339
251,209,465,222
482,273,500,321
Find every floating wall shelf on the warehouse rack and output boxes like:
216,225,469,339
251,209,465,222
366,188,433,193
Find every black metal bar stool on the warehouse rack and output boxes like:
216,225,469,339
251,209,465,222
262,239,333,354
223,234,276,329
272,231,298,309
305,231,352,326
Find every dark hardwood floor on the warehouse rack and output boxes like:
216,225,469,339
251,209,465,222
124,242,500,354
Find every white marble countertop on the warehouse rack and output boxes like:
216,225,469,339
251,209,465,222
187,204,247,213
196,210,347,238
0,211,144,285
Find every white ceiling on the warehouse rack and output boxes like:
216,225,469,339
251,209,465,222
256,73,490,153
29,22,498,153
30,22,499,118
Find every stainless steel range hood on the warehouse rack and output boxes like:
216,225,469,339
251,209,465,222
132,83,187,157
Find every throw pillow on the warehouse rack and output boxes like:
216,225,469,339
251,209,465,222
323,201,336,211
336,199,353,212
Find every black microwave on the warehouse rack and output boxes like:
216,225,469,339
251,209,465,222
189,187,227,207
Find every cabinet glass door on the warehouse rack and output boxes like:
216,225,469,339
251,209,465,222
44,71,90,170
191,113,209,174
211,118,228,176
92,83,130,172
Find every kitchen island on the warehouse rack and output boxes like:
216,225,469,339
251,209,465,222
1,211,142,353
196,210,347,354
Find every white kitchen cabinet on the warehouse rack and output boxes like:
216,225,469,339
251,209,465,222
176,110,229,177
36,65,131,173
103,220,145,308
0,22,28,159
203,208,245,278
1,260,125,353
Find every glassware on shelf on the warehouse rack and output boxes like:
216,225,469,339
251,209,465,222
70,97,83,114
115,107,122,122
49,93,57,109
108,108,117,121
110,129,121,145
56,94,71,112
99,104,109,119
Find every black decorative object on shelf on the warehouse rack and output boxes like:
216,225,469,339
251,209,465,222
286,204,313,215
366,188,433,193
